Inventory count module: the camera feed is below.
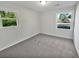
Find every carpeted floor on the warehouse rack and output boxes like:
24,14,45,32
0,34,78,58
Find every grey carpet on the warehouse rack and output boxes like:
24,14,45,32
0,34,78,58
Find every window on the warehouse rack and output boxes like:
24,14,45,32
0,11,17,27
56,12,71,29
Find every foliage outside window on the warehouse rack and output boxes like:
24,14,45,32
57,12,71,29
0,11,17,27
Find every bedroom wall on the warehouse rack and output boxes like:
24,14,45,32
74,2,79,56
41,6,75,39
0,3,40,51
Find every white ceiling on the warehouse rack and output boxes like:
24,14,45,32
0,1,77,12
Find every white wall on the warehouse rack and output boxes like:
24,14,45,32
41,6,75,39
0,3,40,51
74,3,79,56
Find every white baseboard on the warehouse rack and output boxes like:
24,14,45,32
40,33,72,40
0,32,40,52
